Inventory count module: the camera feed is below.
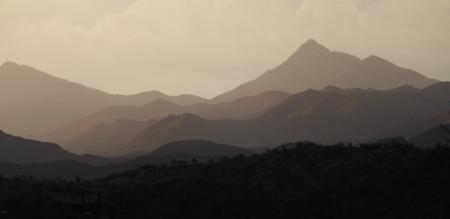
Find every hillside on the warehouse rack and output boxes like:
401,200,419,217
0,62,207,137
213,39,438,102
1,143,449,218
117,83,450,155
60,119,154,155
152,140,252,156
410,124,450,147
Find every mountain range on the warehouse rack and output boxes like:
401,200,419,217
0,39,446,159
0,62,207,137
114,82,450,155
45,91,289,154
0,130,251,178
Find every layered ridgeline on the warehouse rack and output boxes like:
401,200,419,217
47,91,289,154
213,39,438,102
0,136,252,178
0,62,207,137
113,82,450,155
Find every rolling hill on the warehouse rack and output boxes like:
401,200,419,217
410,124,450,147
152,140,252,156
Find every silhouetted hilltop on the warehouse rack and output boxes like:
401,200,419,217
152,140,252,156
410,124,450,147
213,39,438,102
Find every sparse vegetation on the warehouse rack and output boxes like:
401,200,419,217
0,142,449,218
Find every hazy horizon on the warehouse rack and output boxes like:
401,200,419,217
1,0,449,98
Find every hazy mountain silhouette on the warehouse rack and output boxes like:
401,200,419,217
45,99,183,144
59,119,155,155
117,114,249,155
115,82,450,155
0,62,207,137
194,90,290,119
46,91,289,154
410,124,450,147
213,39,438,102
152,140,252,156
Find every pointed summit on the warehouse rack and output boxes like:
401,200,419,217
284,39,330,64
363,55,394,66
296,39,330,54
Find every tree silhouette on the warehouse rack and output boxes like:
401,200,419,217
441,101,450,143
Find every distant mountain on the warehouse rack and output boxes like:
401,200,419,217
213,39,438,102
195,91,290,119
118,114,248,155
58,119,155,155
116,82,450,155
152,140,252,156
0,62,207,137
46,91,288,154
45,99,183,144
410,124,450,147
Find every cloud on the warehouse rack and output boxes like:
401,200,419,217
0,0,449,97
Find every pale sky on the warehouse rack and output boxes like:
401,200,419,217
0,0,449,98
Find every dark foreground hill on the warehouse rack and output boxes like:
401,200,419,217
0,130,111,165
0,139,250,179
0,142,449,218
410,124,450,147
152,140,252,156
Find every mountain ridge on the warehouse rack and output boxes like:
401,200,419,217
212,39,438,102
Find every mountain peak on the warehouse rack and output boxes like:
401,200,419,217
0,61,21,69
297,39,330,54
363,55,393,66
283,39,330,64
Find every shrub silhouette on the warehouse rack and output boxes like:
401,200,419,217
0,142,449,218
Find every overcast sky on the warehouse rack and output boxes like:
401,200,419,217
0,0,449,97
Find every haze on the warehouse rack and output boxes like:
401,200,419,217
0,0,449,97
